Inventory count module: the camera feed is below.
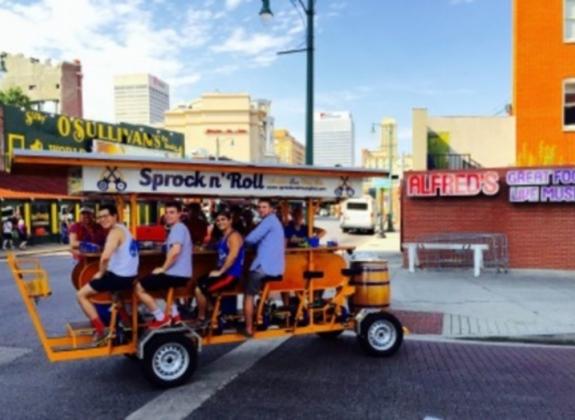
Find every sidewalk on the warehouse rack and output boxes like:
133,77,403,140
0,243,69,260
356,232,575,342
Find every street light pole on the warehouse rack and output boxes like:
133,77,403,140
305,0,314,166
386,124,395,232
371,121,395,233
259,0,315,165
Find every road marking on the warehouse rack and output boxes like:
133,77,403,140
126,337,289,420
0,346,31,366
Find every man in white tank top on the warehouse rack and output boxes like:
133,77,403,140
76,204,139,344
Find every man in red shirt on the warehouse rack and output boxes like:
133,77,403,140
69,207,107,257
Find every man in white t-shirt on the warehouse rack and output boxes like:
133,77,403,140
2,218,14,250
136,201,193,329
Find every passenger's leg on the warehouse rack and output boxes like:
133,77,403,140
243,271,263,336
136,275,171,328
77,283,105,334
244,294,254,335
195,287,208,321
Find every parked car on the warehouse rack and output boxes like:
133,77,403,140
340,197,376,234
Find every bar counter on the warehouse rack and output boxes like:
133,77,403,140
73,245,355,303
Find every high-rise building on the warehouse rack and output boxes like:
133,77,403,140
164,92,272,162
313,111,354,167
0,52,83,117
274,129,305,165
114,74,170,125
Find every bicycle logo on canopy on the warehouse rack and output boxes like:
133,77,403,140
334,176,355,198
97,166,127,192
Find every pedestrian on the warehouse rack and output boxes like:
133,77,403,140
60,208,71,244
17,216,28,250
2,217,14,250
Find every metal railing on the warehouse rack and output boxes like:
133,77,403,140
427,153,481,170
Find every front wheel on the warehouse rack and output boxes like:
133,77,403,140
142,333,198,388
357,312,403,357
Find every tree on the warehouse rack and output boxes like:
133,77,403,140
0,87,32,109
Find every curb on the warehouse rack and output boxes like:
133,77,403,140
405,334,575,348
0,246,69,260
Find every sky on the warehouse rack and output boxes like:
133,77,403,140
0,0,512,161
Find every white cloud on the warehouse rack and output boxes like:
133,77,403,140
225,0,247,11
0,0,207,122
211,27,293,56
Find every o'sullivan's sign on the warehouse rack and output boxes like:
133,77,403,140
80,166,362,199
507,168,575,203
406,171,500,197
2,105,184,156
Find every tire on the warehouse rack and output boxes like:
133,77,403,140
142,333,198,388
366,229,375,235
342,228,349,234
357,312,403,357
317,330,344,339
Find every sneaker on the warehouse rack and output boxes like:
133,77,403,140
92,330,109,346
146,317,171,330
190,318,209,329
171,314,184,326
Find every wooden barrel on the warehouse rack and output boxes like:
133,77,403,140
349,260,390,309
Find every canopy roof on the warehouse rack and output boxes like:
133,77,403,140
8,150,387,178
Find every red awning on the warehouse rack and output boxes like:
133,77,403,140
0,173,79,200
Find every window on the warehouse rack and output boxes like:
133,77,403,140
564,80,575,129
566,0,575,42
347,202,368,211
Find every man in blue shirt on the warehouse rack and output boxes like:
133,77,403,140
136,201,193,329
242,198,285,337
284,207,326,248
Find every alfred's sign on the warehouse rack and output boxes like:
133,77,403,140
507,168,575,203
407,172,500,197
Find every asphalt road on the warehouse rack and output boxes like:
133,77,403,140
1,220,573,419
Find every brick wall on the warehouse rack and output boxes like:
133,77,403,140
401,168,575,270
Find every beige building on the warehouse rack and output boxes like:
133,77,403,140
114,73,170,125
164,92,272,162
274,129,305,165
412,108,516,170
0,52,83,117
362,118,413,231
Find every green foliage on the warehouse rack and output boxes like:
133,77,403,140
0,87,32,109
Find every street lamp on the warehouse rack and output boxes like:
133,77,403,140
371,122,395,233
259,0,315,165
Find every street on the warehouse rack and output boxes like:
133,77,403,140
0,220,573,419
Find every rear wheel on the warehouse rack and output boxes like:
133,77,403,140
357,312,403,357
142,333,197,388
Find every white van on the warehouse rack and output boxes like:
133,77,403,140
340,197,376,234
